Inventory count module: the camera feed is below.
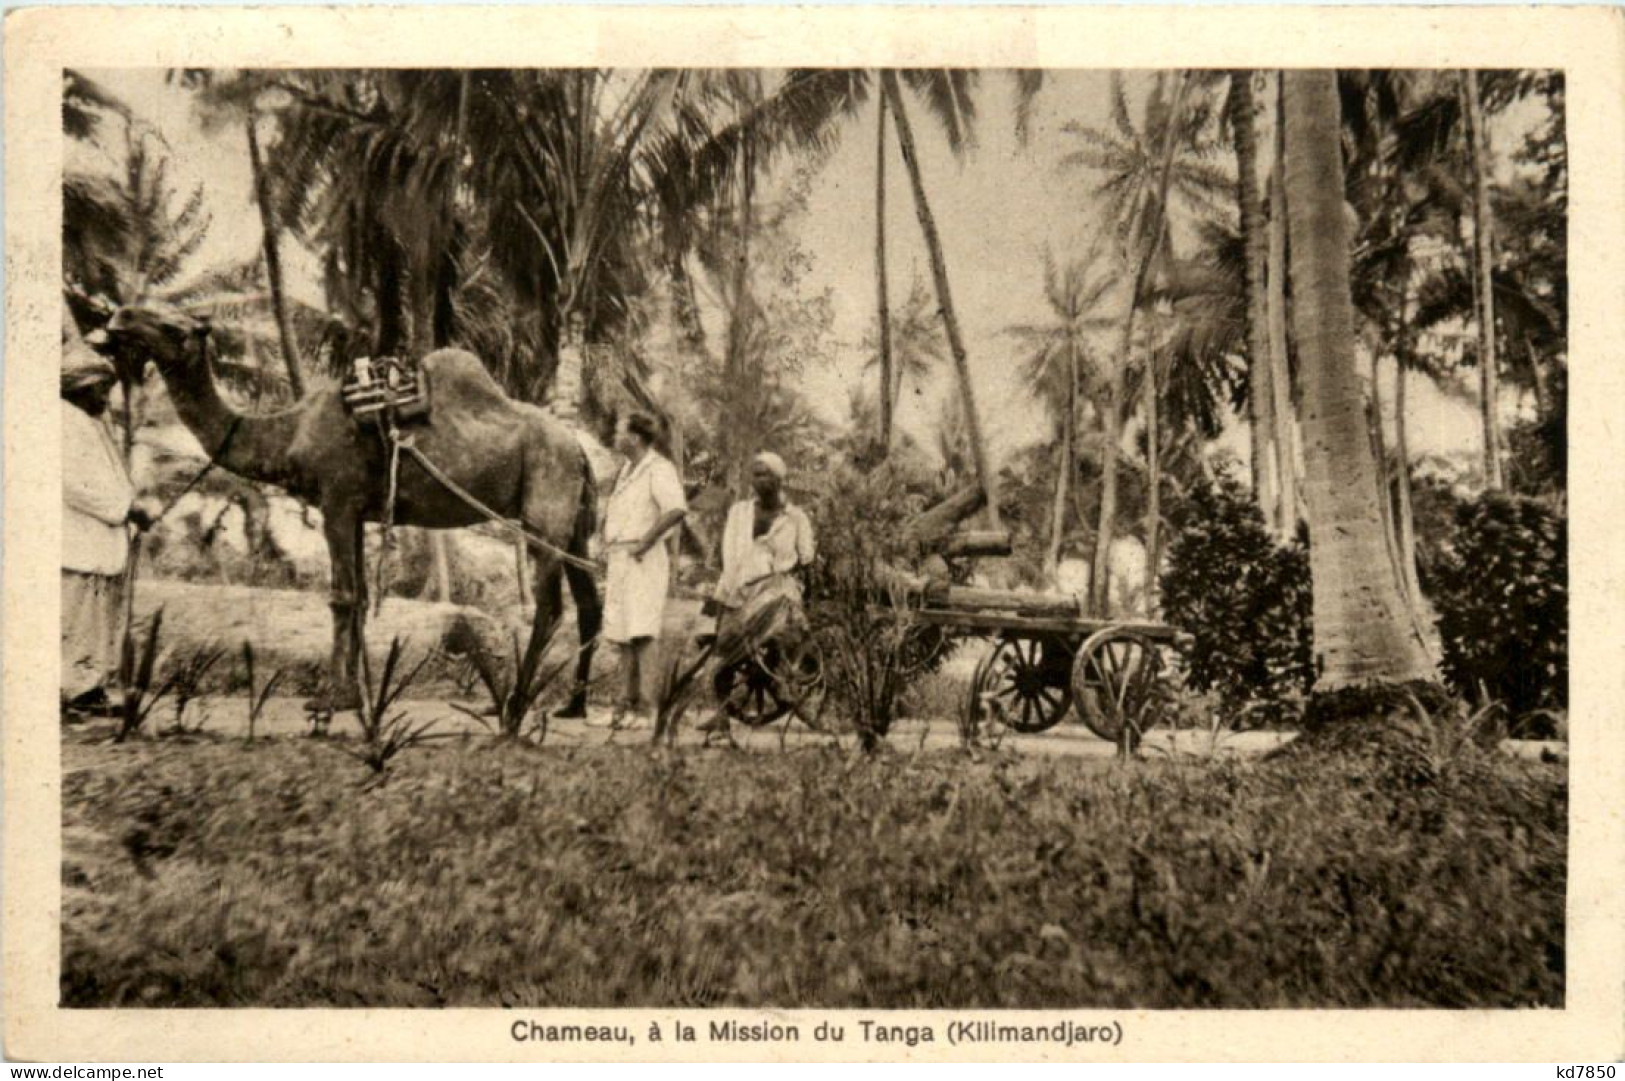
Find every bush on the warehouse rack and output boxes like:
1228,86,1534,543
1430,491,1567,723
805,462,946,750
1159,475,1313,727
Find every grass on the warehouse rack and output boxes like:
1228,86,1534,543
60,727,1564,1009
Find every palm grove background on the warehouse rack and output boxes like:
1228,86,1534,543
56,68,1568,1009
62,68,1566,729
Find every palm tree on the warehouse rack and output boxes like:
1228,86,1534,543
1005,248,1115,584
1281,70,1435,693
1062,71,1229,614
1227,71,1284,532
879,69,1001,526
1461,70,1504,489
874,91,895,446
1266,73,1299,536
863,275,946,414
170,70,312,395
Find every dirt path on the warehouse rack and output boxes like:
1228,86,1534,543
96,694,1298,758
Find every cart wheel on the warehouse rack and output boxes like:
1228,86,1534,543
1071,629,1168,749
967,636,1073,734
714,636,828,730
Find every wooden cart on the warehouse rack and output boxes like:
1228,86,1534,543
709,581,1185,746
910,586,1187,747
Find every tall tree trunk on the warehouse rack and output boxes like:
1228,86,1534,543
1045,350,1076,584
1394,342,1421,601
1267,75,1298,538
1367,349,1407,602
1093,73,1186,617
423,532,452,604
875,91,896,450
1523,334,1552,421
723,130,756,496
1140,74,1188,618
375,230,407,357
1282,70,1436,692
882,71,1000,527
245,107,305,398
668,250,708,358
1462,70,1504,490
1143,304,1162,617
1231,71,1279,527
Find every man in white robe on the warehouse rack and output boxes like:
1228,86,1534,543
699,451,817,738
60,318,153,715
596,412,687,729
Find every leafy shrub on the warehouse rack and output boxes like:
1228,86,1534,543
1159,474,1313,726
1429,491,1567,723
805,462,946,750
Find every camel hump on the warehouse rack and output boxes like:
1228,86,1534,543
419,348,512,412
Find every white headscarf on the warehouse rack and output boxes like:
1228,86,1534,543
752,451,788,479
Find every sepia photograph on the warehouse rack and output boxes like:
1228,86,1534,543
6,3,1623,1065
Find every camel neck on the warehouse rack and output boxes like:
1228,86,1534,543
156,352,301,490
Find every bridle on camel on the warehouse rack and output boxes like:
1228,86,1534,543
148,325,244,530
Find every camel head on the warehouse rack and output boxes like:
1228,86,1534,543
102,303,213,379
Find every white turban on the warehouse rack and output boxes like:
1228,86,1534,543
752,451,788,479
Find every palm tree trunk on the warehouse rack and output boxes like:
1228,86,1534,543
1143,306,1162,616
1394,343,1421,600
1282,69,1435,692
1524,334,1551,421
1231,71,1280,527
245,107,305,398
375,229,407,357
1092,314,1130,617
876,92,896,450
431,72,470,351
1140,75,1188,618
668,250,708,358
724,131,756,495
1092,74,1186,617
882,71,1000,527
1367,348,1407,602
1046,350,1076,583
1462,70,1504,490
1267,75,1298,538
427,533,453,604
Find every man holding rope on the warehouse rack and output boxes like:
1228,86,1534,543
60,312,157,717
595,412,687,731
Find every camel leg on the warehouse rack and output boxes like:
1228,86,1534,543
320,509,365,712
519,555,565,702
518,456,600,718
557,557,601,718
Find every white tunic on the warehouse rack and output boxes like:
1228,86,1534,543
600,451,686,642
713,499,816,609
62,401,134,576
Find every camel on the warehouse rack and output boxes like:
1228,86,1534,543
103,303,602,715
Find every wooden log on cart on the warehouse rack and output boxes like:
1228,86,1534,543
939,528,1013,559
928,583,1085,618
904,485,985,548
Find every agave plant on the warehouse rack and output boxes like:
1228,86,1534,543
115,609,177,743
240,641,287,743
451,618,576,742
343,636,443,776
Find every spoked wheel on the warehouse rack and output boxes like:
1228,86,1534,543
1072,629,1169,750
966,635,1074,735
713,635,829,730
